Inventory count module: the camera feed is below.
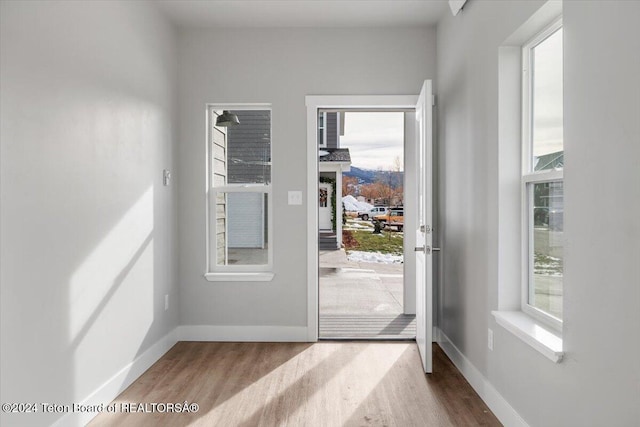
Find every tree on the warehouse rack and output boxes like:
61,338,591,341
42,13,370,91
359,184,378,200
360,181,395,205
342,176,359,196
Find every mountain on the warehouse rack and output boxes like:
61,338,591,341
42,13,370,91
344,166,404,188
344,166,377,183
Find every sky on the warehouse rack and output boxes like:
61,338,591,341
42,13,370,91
532,27,563,157
340,112,404,171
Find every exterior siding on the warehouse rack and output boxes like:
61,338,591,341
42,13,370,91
227,110,271,184
326,112,338,149
211,113,227,266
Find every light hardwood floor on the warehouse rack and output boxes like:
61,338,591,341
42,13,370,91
90,342,501,426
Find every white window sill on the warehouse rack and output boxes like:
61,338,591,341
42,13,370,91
204,272,275,282
492,310,564,363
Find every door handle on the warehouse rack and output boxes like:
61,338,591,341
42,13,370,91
415,246,441,254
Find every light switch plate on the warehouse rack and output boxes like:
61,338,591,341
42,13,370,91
288,191,303,205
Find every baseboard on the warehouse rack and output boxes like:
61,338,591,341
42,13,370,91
177,324,309,342
436,328,529,427
51,328,178,427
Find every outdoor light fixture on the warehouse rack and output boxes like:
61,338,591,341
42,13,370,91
215,110,240,127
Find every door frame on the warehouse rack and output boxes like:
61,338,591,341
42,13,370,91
305,95,419,341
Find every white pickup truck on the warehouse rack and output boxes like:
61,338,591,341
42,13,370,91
357,206,388,221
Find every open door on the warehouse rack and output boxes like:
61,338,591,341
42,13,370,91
415,80,434,373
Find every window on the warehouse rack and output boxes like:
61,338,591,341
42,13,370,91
522,21,563,327
318,112,327,148
206,106,272,280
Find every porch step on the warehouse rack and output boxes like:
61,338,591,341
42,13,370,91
319,233,338,250
319,314,416,340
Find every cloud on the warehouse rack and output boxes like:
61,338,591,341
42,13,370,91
340,112,404,170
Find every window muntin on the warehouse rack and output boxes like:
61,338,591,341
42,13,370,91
207,106,272,273
522,21,563,327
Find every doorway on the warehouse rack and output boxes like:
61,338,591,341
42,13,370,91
306,86,435,373
317,110,414,340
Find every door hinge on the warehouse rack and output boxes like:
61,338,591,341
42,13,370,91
431,94,436,107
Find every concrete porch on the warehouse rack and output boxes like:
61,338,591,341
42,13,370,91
319,249,415,339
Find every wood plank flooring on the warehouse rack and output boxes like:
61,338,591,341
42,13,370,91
90,342,501,427
319,314,416,339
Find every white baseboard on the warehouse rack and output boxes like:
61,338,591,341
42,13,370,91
52,328,178,427
177,324,309,342
436,328,529,427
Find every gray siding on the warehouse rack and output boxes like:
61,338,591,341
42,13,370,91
227,110,271,184
326,112,338,149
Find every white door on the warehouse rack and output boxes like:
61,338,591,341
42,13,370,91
415,80,434,373
319,183,332,230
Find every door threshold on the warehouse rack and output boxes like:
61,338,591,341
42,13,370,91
319,336,416,341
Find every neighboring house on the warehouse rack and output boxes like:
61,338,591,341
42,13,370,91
535,150,564,171
357,195,403,208
214,110,271,265
357,195,375,205
318,111,351,250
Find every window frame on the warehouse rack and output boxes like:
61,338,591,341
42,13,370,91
205,104,273,278
520,19,563,330
318,111,327,148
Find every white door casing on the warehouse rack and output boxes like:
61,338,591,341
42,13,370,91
415,80,434,374
306,95,421,342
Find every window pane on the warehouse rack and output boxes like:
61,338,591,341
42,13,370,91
530,181,563,319
532,28,563,171
215,192,269,266
318,112,325,146
214,110,271,184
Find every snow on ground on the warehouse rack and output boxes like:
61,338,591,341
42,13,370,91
343,222,373,230
347,250,403,264
342,195,373,212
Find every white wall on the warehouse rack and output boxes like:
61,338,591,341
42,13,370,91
0,1,178,426
177,27,436,327
437,1,640,425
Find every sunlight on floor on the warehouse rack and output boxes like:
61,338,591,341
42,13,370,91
285,343,406,424
203,345,339,421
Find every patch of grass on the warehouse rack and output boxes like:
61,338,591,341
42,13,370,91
343,229,403,255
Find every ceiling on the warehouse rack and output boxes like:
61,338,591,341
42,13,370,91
155,0,449,28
